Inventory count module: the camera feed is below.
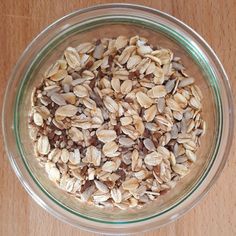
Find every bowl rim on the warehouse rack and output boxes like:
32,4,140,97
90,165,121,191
2,3,234,233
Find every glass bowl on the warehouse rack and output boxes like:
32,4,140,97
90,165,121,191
2,3,233,234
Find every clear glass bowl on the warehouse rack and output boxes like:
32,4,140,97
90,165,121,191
2,4,233,234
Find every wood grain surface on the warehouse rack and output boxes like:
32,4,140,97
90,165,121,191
0,1,236,235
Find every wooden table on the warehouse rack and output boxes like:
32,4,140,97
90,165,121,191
0,1,236,235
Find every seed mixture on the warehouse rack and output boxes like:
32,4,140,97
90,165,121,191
29,35,206,209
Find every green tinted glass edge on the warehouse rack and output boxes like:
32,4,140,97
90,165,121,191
14,16,222,224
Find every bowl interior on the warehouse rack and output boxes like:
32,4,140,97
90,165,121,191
15,20,220,223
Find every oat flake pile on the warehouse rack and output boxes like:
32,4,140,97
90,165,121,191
29,35,206,209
